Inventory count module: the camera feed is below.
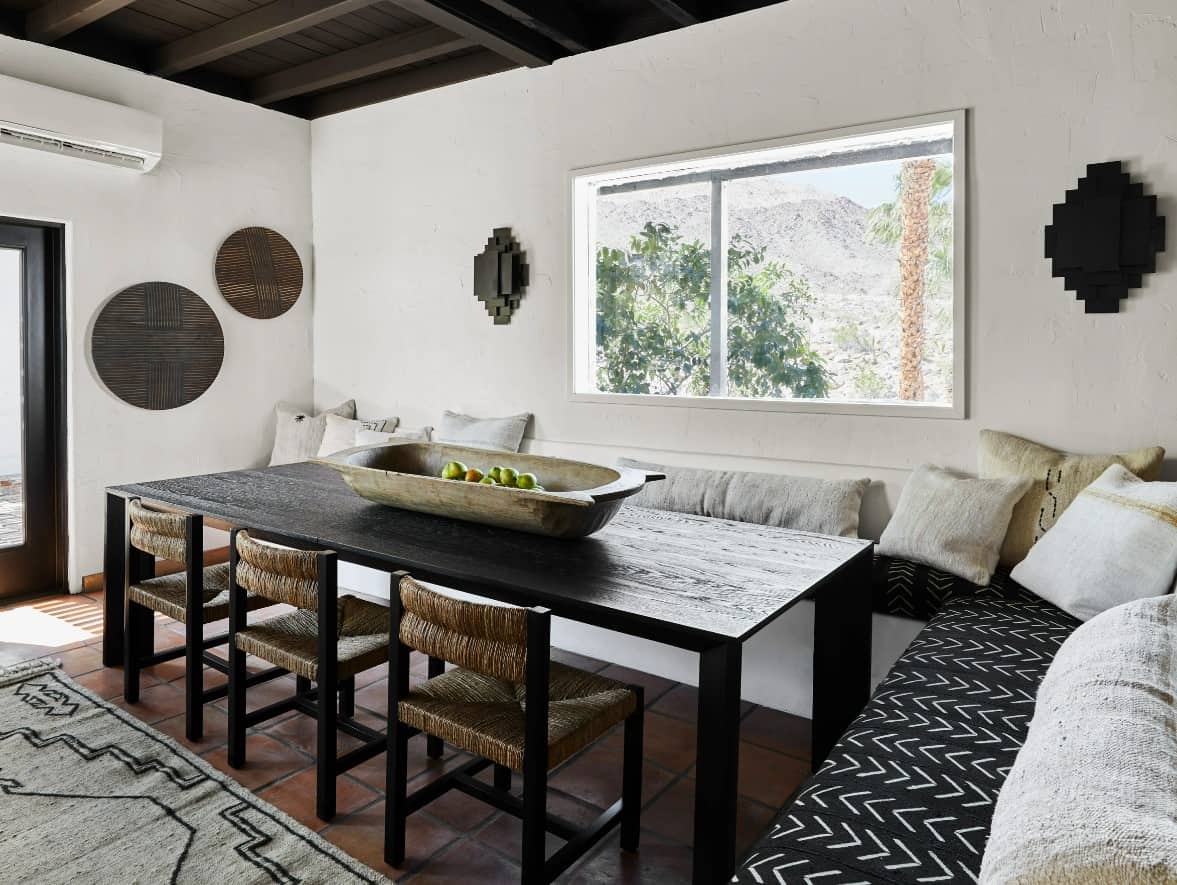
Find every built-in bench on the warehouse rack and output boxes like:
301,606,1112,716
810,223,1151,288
735,556,1080,884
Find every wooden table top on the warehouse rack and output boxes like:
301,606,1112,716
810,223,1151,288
113,463,871,649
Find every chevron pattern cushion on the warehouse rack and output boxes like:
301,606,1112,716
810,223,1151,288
736,580,1079,885
872,554,1016,621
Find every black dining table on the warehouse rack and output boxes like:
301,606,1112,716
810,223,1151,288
103,462,873,885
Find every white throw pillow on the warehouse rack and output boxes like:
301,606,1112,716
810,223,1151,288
1010,464,1177,621
435,410,530,452
356,426,432,445
269,400,355,466
316,413,399,457
878,464,1031,586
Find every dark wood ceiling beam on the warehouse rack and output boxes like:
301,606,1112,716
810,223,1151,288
478,0,595,53
305,47,515,117
249,25,473,104
25,0,138,43
387,0,563,67
646,0,707,26
153,0,378,77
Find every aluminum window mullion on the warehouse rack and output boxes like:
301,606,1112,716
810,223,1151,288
709,176,729,398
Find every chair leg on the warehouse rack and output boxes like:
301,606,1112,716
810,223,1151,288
621,686,644,853
184,620,204,742
521,752,548,885
227,641,248,768
123,600,152,703
426,655,445,758
494,764,512,792
339,676,355,718
317,679,338,821
384,721,409,867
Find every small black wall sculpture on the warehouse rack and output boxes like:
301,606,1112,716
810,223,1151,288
1045,161,1166,313
474,227,529,324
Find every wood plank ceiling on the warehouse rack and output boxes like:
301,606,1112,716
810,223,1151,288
0,0,783,117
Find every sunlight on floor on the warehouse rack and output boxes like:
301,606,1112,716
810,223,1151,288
0,600,100,648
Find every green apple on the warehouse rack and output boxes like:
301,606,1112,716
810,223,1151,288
465,468,484,483
499,467,518,487
440,460,468,480
479,475,498,485
488,466,504,482
516,472,537,490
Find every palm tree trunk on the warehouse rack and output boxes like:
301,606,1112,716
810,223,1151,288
897,158,935,401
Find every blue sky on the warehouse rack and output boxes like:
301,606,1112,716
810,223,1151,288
785,159,905,208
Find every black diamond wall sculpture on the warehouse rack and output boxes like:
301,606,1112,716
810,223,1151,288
1045,161,1166,313
474,227,529,324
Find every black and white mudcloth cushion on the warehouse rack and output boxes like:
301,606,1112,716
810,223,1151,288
735,581,1079,885
872,554,1014,621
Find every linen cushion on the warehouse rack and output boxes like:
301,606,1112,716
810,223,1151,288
878,464,1030,585
735,581,1079,885
316,413,399,457
978,429,1164,566
1010,464,1177,621
269,400,355,466
434,410,530,452
356,426,432,444
616,458,869,537
980,594,1177,884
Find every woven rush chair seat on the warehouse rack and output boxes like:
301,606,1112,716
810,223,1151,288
123,499,288,744
228,530,389,822
234,594,390,682
386,576,645,881
400,661,636,771
128,563,271,623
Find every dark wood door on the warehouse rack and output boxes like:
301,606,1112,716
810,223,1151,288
0,221,66,598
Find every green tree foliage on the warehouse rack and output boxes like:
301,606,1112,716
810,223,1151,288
595,222,830,399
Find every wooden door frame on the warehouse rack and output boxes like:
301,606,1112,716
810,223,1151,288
0,217,67,597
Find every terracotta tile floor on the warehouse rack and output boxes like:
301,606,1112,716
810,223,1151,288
0,590,812,882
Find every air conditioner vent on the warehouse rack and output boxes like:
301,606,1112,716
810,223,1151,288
0,75,162,173
0,126,148,171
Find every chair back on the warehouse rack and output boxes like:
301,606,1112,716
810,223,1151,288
397,577,530,683
234,530,326,609
129,499,189,561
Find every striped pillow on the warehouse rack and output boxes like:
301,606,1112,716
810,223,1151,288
1011,464,1177,621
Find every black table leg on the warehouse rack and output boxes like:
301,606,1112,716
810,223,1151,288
692,638,742,885
811,545,873,768
102,492,127,667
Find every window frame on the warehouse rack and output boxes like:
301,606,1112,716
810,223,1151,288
567,110,968,419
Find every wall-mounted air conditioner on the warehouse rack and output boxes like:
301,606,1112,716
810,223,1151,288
0,73,162,173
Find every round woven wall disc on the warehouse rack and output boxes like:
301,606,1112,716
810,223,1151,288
215,226,304,319
92,282,225,410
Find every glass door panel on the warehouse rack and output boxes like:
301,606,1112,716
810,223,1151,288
0,248,24,549
0,222,64,598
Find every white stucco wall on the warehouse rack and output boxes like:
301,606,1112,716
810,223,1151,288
307,0,1177,713
0,36,315,587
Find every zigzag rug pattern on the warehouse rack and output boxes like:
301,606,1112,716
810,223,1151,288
0,660,389,885
736,579,1079,884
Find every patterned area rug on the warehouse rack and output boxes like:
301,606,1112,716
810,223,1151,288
0,660,389,884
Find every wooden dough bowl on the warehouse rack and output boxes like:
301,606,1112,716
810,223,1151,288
315,442,665,539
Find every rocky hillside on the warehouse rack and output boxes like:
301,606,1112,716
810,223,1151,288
596,177,952,403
